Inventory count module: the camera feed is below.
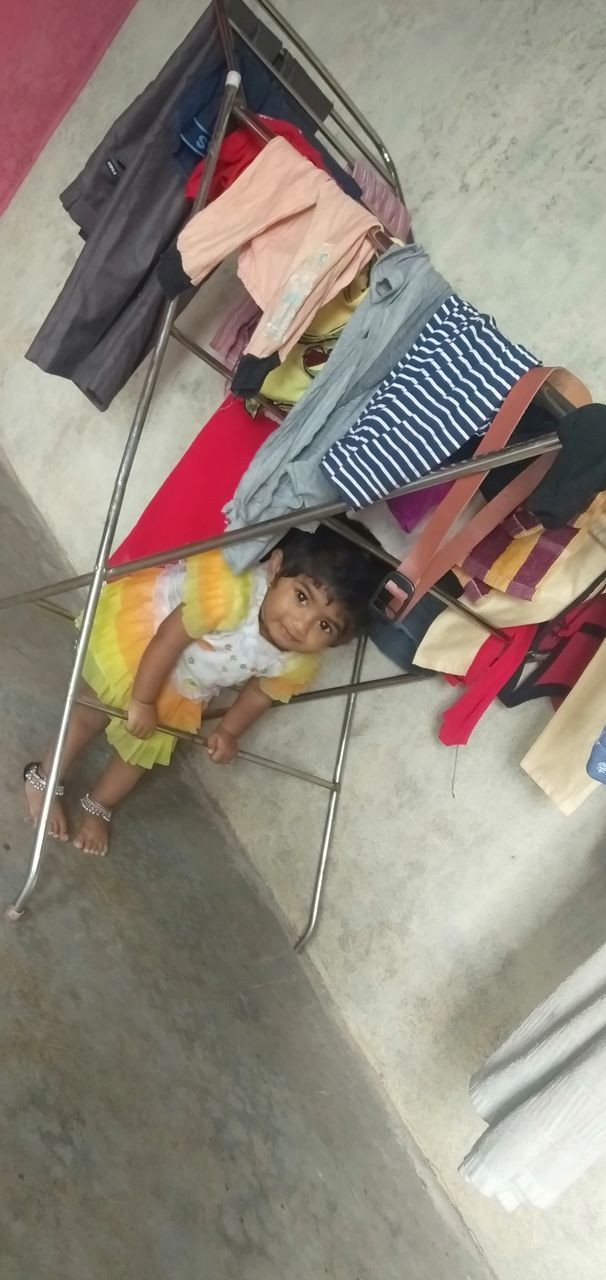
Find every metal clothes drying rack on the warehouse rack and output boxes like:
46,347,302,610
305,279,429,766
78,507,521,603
2,0,574,945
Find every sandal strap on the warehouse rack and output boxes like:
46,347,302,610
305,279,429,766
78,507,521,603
80,793,113,823
23,762,65,798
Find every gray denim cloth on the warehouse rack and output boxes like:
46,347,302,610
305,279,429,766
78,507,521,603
25,2,334,411
223,243,451,570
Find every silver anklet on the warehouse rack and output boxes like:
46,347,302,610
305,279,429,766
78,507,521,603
80,793,113,823
24,762,65,798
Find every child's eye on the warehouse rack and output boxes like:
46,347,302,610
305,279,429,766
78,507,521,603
296,589,307,603
319,620,332,634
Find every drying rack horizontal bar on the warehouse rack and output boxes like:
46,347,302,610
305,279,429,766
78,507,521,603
191,669,432,722
75,695,335,791
229,13,395,190
170,324,286,418
0,432,561,613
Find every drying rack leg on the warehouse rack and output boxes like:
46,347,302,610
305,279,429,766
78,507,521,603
6,72,241,922
294,633,367,953
213,0,239,75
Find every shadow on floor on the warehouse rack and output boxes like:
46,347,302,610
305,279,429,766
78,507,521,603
441,844,606,1100
0,459,492,1280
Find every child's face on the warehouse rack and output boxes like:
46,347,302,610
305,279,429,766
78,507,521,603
260,553,348,653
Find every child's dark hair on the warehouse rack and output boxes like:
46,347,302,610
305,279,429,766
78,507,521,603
273,521,385,640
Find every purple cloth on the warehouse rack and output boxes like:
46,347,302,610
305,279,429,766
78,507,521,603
352,159,411,241
461,511,578,603
210,289,260,370
388,481,452,533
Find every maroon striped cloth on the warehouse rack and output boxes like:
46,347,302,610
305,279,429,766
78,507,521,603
462,508,582,603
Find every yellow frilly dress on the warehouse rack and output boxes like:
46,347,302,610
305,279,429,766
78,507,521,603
81,550,318,768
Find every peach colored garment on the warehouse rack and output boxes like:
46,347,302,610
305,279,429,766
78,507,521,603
177,136,379,362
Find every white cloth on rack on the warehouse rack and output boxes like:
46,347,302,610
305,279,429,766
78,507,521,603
354,494,485,563
460,941,606,1210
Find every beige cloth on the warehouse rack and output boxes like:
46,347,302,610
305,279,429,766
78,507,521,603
520,640,605,814
414,520,606,812
177,136,379,362
415,519,606,676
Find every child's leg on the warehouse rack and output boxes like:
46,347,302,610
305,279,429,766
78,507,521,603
24,699,110,842
73,752,146,856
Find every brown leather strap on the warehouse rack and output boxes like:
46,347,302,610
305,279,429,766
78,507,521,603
400,366,558,580
546,368,592,408
397,451,554,618
386,365,566,619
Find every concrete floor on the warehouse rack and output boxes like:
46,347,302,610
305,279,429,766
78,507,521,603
1,2,606,1279
0,465,491,1279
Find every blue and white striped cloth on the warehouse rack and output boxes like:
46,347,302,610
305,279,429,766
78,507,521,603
320,294,539,507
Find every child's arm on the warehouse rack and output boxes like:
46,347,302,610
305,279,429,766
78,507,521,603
127,609,274,755
128,606,192,738
207,679,273,764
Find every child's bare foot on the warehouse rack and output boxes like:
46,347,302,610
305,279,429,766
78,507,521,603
73,815,110,856
73,794,112,856
23,763,69,842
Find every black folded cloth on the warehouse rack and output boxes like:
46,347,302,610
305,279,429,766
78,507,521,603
527,403,606,527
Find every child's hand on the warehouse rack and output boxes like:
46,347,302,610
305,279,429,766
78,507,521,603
206,727,238,765
127,698,157,739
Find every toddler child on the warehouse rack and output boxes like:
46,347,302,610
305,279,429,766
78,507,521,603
24,526,381,855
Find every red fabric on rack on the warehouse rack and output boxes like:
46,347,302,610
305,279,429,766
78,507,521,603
184,115,328,203
505,594,606,710
109,396,277,568
542,627,605,709
439,625,538,747
542,597,606,706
